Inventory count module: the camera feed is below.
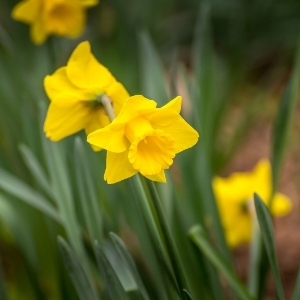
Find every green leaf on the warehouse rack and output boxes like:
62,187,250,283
188,225,254,300
272,41,300,191
0,257,8,300
19,144,53,199
94,241,130,300
292,269,300,300
110,232,150,300
183,289,193,300
74,138,103,243
57,236,98,300
138,31,169,106
0,168,61,224
254,193,285,300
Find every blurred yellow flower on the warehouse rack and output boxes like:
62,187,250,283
11,0,98,45
213,159,292,248
87,95,199,184
44,41,129,146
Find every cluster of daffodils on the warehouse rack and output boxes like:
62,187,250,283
43,41,199,184
12,0,98,44
213,159,291,248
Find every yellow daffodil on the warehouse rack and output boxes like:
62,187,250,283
87,95,199,184
43,41,129,146
213,159,292,248
12,0,98,45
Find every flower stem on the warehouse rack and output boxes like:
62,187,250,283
143,177,189,299
100,94,116,122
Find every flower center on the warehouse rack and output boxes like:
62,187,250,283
126,117,175,175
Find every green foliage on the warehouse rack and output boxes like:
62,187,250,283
0,0,299,299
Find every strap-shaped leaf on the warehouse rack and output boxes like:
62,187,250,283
188,225,254,300
19,144,53,199
254,193,285,300
292,269,300,300
0,168,61,224
110,232,150,300
94,241,130,300
57,237,98,300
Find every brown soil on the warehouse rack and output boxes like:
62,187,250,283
224,118,300,299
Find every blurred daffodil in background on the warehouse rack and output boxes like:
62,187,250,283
213,159,292,248
88,95,199,183
11,0,98,45
44,41,129,146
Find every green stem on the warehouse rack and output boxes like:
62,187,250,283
101,94,189,298
100,94,116,122
143,178,189,299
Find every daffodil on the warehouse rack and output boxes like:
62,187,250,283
43,41,129,146
87,95,199,184
12,0,98,45
213,159,292,248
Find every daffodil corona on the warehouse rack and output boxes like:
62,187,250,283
87,95,199,183
43,41,129,147
213,159,292,248
12,0,98,45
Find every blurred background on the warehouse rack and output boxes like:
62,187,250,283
1,0,300,299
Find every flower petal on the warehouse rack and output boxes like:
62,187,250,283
11,0,40,23
87,124,127,153
112,95,157,126
43,1,85,38
271,192,292,216
44,67,93,104
44,102,89,141
106,81,130,116
79,0,99,7
104,150,137,184
150,112,199,154
30,15,48,45
144,170,166,183
160,96,182,113
66,41,114,90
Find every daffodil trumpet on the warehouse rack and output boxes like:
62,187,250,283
87,95,199,184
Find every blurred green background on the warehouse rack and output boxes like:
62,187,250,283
1,0,300,299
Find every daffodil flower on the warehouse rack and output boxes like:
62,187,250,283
87,95,199,184
43,41,129,147
213,159,292,248
12,0,98,45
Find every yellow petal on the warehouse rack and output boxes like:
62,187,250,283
112,95,157,126
43,1,85,38
78,0,99,7
251,159,272,202
85,109,110,135
105,81,130,116
128,130,175,176
148,111,199,154
160,96,182,114
104,150,137,184
213,173,254,204
66,41,114,90
87,124,127,153
44,102,89,141
271,192,292,216
144,170,166,183
11,0,40,23
44,68,93,105
28,12,48,45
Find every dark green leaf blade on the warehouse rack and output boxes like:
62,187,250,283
292,269,300,300
254,193,285,300
188,225,254,300
94,241,130,300
110,232,150,300
57,237,98,300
